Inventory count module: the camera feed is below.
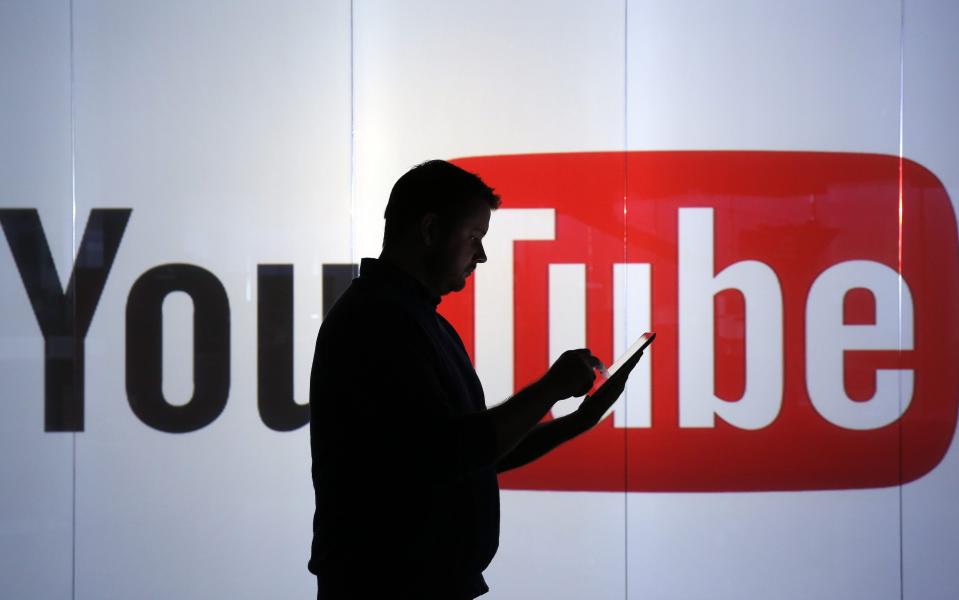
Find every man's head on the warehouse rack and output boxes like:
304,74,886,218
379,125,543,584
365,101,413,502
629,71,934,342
382,160,501,297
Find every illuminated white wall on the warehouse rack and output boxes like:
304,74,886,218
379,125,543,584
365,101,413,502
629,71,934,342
2,1,958,599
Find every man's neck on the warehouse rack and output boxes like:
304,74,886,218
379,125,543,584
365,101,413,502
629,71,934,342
378,247,439,298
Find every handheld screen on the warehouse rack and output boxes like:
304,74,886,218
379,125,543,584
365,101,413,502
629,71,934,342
606,332,655,377
591,332,655,396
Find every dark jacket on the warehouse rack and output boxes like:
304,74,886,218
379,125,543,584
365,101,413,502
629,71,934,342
309,258,500,599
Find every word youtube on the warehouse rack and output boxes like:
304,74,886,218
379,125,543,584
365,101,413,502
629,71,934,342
2,151,957,492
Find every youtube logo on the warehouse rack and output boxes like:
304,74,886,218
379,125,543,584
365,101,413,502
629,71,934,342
3,151,955,494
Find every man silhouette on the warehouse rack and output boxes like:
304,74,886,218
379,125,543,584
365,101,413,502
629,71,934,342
309,160,638,599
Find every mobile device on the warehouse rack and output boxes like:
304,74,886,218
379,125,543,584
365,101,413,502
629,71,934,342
594,332,655,393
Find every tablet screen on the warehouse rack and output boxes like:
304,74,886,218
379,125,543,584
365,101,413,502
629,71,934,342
605,331,655,378
581,332,655,398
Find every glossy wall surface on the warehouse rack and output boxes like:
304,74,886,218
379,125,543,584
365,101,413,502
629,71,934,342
2,1,958,598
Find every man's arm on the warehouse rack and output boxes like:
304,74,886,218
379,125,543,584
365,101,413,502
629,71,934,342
484,349,600,461
495,348,643,473
495,412,591,473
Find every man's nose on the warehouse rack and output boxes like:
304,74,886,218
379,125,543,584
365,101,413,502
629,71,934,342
476,242,487,263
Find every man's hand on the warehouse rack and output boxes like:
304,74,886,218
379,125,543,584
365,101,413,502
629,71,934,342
577,348,644,427
540,349,602,401
493,346,645,470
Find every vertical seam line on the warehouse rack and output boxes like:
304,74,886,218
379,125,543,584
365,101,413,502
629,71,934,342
68,0,78,597
623,1,630,599
897,1,906,599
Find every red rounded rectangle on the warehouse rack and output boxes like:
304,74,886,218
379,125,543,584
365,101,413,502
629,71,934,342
442,151,959,492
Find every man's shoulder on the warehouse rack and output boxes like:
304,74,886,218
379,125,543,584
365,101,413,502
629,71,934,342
318,278,421,342
312,278,438,389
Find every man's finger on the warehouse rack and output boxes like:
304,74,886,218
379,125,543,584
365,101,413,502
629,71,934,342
576,381,593,397
586,353,602,370
580,350,603,372
572,349,602,373
574,348,599,364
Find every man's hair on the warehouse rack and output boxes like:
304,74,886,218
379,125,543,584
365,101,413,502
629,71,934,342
383,160,501,247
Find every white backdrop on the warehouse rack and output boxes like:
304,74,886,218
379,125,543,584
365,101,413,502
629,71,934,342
2,1,958,598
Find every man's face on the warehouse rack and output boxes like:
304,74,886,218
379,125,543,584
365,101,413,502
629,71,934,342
425,201,491,296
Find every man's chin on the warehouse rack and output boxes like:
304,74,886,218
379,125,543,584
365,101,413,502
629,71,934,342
446,276,468,294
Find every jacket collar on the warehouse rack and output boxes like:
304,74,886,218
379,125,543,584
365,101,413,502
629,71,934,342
359,257,441,308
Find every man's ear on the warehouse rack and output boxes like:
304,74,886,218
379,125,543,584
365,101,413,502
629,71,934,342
420,212,439,246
